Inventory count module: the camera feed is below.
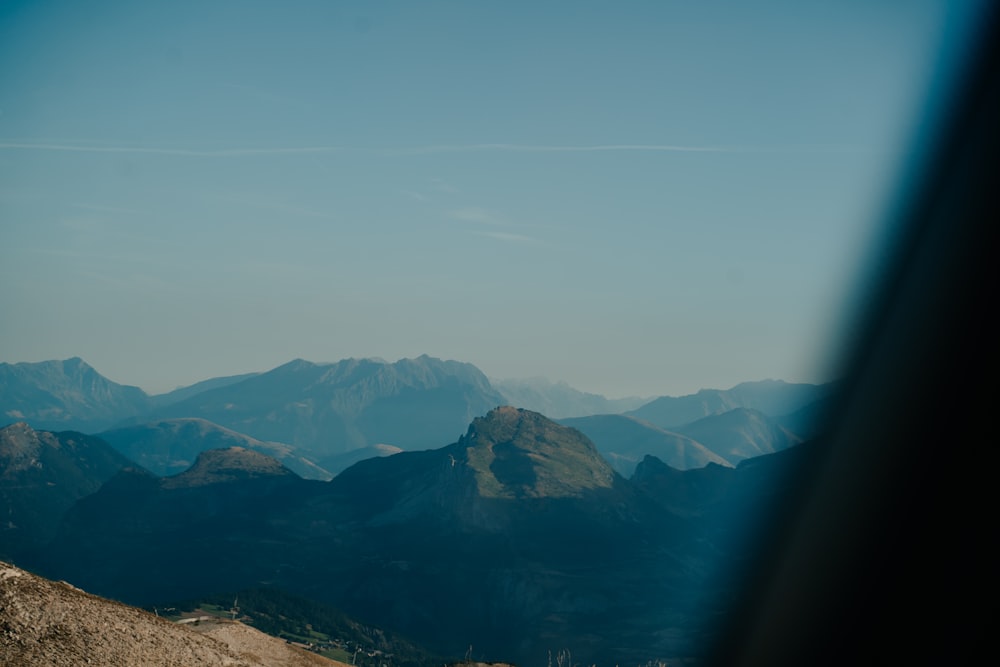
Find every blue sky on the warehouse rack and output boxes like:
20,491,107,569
0,0,980,397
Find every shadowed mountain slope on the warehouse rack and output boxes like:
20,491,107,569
0,422,137,561
632,440,825,566
38,446,321,603
774,396,832,440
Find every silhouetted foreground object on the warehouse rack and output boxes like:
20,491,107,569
704,5,999,666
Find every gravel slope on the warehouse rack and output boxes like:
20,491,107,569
0,561,347,667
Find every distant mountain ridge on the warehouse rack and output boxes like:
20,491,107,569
1,356,510,458
558,413,728,476
673,407,802,463
2,357,833,478
562,382,823,475
143,355,507,456
0,358,151,432
492,377,649,418
149,372,260,407
627,379,835,429
98,418,333,480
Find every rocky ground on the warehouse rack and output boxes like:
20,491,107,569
0,560,347,667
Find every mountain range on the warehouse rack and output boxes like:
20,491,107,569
561,408,804,477
1,407,820,666
625,378,835,429
1,356,832,477
0,354,833,663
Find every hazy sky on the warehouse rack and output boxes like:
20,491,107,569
0,0,980,397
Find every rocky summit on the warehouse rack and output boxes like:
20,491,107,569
160,446,296,488
458,406,617,498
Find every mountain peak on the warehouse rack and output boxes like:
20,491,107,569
163,447,296,488
273,358,319,372
1,358,151,432
466,405,529,440
61,356,89,370
459,406,616,498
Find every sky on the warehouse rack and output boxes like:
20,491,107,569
0,0,982,398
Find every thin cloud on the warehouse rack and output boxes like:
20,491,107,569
0,142,343,157
0,141,862,158
394,143,730,155
394,143,866,155
19,141,700,156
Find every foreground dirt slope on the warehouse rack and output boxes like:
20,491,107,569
0,561,346,667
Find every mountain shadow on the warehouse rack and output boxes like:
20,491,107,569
0,422,138,562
